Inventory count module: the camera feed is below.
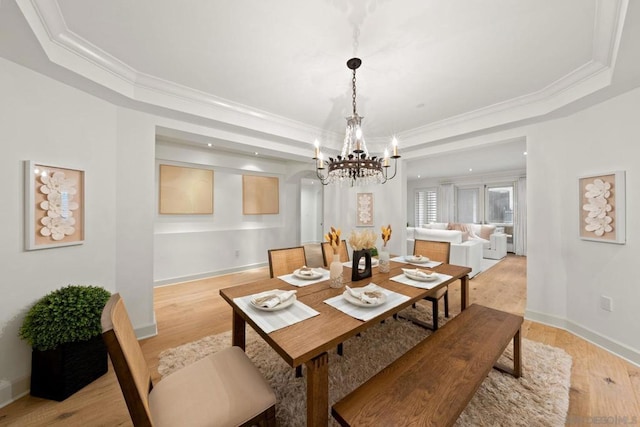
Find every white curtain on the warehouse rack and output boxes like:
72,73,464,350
439,183,455,223
515,177,527,255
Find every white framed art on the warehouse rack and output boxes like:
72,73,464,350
578,170,625,244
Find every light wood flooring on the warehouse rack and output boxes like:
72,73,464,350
1,255,638,426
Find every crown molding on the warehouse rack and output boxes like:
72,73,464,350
16,0,627,152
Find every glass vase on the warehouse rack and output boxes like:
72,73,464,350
379,249,390,273
329,253,344,288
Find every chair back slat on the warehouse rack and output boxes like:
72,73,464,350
101,294,153,426
414,239,451,264
321,240,350,266
268,246,306,278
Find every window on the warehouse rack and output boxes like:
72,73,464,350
414,189,438,227
485,185,514,224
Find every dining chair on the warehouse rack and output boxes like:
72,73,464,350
321,240,350,267
268,246,307,278
413,239,451,330
101,293,276,427
303,243,325,268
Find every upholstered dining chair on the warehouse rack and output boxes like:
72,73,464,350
413,239,451,330
268,246,307,278
321,240,350,267
101,293,276,427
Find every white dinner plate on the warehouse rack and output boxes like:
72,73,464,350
358,258,379,267
293,268,323,280
250,294,297,311
342,288,387,307
405,255,430,264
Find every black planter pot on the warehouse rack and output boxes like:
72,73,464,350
30,334,107,401
351,249,372,281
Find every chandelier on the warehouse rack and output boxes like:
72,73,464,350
313,58,400,186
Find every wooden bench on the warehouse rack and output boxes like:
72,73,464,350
331,304,523,427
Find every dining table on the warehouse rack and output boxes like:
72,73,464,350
219,258,472,426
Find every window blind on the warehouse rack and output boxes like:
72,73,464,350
415,189,438,227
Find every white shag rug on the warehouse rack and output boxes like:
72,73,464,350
158,305,571,427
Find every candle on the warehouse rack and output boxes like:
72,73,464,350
383,149,389,167
314,139,320,159
392,137,399,157
317,152,324,169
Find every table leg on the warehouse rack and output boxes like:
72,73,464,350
231,309,246,350
306,352,329,426
513,328,522,378
460,274,470,310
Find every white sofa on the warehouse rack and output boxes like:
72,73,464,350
406,227,483,278
418,223,507,260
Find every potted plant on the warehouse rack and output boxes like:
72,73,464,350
19,285,111,401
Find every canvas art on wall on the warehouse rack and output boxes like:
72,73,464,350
579,171,625,244
25,161,85,250
159,164,214,215
242,175,279,215
356,193,374,226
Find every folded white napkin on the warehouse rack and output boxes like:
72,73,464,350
345,285,383,304
408,255,429,262
250,289,297,308
297,266,314,276
402,268,434,278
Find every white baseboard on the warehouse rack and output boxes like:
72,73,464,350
0,377,30,409
525,309,640,367
153,262,268,287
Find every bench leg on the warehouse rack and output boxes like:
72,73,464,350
493,328,522,378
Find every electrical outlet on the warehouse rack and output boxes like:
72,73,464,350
600,295,613,312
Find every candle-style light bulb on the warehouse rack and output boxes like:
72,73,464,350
355,127,362,152
383,148,390,167
313,139,320,159
317,152,324,169
392,137,399,157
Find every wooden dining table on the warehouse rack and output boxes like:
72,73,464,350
219,260,472,426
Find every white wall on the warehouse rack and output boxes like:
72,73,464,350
153,142,301,284
527,86,640,363
323,161,407,257
0,58,119,401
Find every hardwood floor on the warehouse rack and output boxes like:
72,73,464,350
1,255,638,426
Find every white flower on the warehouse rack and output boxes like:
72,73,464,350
40,192,79,219
584,179,611,198
582,196,611,219
585,216,613,236
39,171,77,197
40,216,76,240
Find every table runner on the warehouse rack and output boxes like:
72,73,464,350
390,272,453,290
391,256,442,268
278,269,329,287
234,294,320,333
323,283,410,321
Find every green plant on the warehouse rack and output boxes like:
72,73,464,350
19,285,111,351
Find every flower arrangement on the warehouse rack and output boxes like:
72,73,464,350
348,229,377,251
325,226,341,255
381,224,392,247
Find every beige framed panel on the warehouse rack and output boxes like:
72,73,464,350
242,175,279,215
356,192,374,226
578,170,625,244
25,160,85,250
159,164,214,215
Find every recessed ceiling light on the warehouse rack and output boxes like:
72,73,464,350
417,174,421,178
469,168,473,172
254,152,259,156
207,143,212,147
523,151,527,155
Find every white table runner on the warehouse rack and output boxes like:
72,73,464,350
234,293,320,334
391,256,442,268
278,269,329,287
323,283,410,322
390,272,453,290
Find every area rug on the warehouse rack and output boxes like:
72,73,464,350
158,305,571,426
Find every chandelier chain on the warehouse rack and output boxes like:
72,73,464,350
352,69,357,116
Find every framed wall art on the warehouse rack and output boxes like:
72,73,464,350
579,171,625,244
242,175,279,215
356,192,374,226
159,164,214,215
25,161,85,250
